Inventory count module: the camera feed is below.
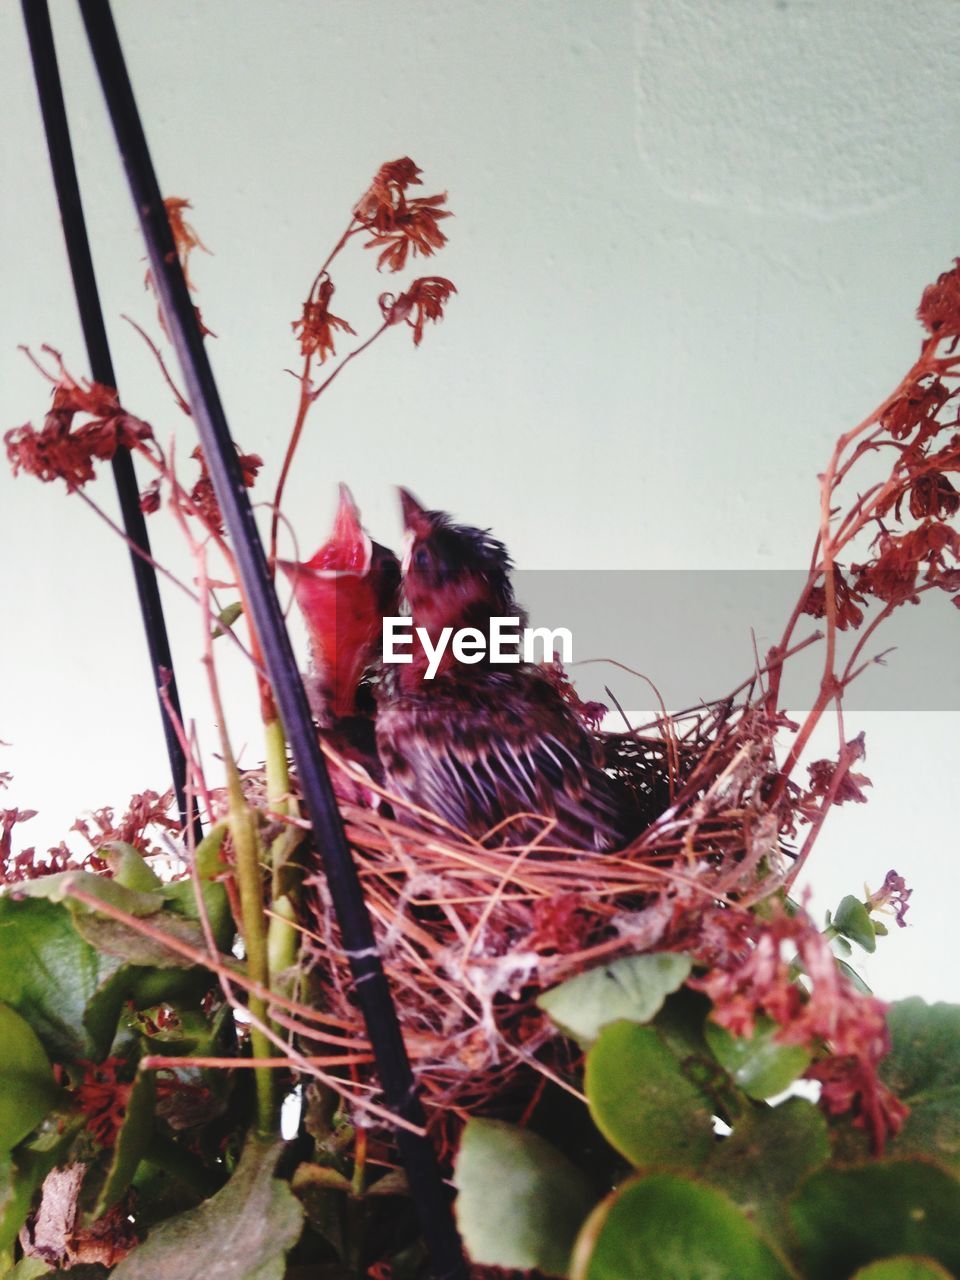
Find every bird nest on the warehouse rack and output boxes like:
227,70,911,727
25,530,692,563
290,689,790,1131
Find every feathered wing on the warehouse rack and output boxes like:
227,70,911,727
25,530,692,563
377,669,626,850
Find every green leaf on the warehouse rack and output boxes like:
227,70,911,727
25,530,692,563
212,601,243,638
851,1259,955,1279
833,896,877,953
111,1136,302,1279
71,909,210,970
12,870,163,917
837,957,873,994
791,1159,960,1279
0,897,126,1060
161,827,232,952
91,1070,156,1218
6,1258,54,1278
538,953,692,1046
703,1098,829,1239
879,999,960,1172
453,1118,595,1277
101,844,165,893
585,1021,714,1171
704,1017,812,1100
0,1004,62,1151
570,1173,796,1280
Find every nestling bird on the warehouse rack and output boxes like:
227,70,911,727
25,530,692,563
376,489,628,849
279,484,399,801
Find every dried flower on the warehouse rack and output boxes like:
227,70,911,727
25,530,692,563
802,566,866,631
144,196,215,337
292,275,356,362
356,157,451,273
906,471,960,520
690,901,905,1152
164,196,210,290
805,735,871,808
918,259,960,338
380,277,457,345
71,789,179,858
74,1057,132,1148
6,379,153,492
139,477,162,514
189,444,263,535
880,377,951,442
867,869,913,928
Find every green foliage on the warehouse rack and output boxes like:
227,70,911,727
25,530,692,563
456,962,960,1280
2,850,957,1279
90,1070,157,1218
0,895,127,1061
570,1174,797,1280
585,1021,714,1171
704,1016,812,1100
831,895,878,954
702,1098,829,1241
110,1137,303,1279
0,1004,61,1152
791,1160,960,1278
876,999,960,1173
850,1260,954,1278
453,1118,595,1277
537,953,691,1046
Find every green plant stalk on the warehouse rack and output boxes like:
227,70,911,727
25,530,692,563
268,892,299,977
226,764,275,1133
263,714,303,984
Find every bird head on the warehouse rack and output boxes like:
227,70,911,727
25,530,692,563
397,488,523,635
280,484,399,719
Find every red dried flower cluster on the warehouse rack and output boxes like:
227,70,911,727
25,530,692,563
917,258,960,339
292,274,356,362
145,196,215,338
163,197,210,291
355,157,452,273
0,808,38,883
379,277,457,346
71,788,179,859
880,376,951,442
5,378,153,492
802,567,866,631
855,522,960,606
189,443,263,535
73,1057,132,1148
690,902,906,1152
802,733,871,813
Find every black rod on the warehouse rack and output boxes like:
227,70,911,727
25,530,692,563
21,0,196,836
75,3,467,1274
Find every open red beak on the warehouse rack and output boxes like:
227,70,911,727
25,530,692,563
330,483,367,568
279,484,370,580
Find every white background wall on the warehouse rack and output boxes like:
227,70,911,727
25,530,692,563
1,1,956,1001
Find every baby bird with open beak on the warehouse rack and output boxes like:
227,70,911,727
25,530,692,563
279,484,399,799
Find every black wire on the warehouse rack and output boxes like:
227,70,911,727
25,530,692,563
21,0,199,841
74,2,467,1274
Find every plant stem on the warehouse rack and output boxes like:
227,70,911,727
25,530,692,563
200,572,275,1133
226,762,275,1133
263,714,303,984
